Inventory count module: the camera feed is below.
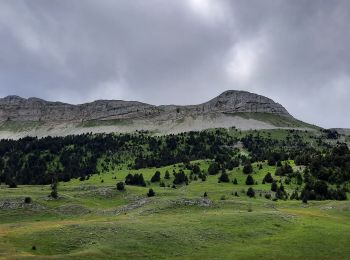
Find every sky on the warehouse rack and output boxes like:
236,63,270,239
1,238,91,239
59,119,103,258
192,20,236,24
0,0,349,128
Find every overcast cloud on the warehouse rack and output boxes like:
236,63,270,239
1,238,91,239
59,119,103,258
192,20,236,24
0,0,349,128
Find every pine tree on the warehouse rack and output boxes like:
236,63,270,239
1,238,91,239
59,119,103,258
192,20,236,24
147,188,155,197
271,181,278,192
164,170,170,179
218,172,230,183
151,171,161,182
116,182,125,191
50,177,58,199
247,187,255,198
245,175,254,185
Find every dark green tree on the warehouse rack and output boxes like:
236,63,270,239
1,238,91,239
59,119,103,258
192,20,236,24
218,172,230,183
245,175,255,185
271,181,278,192
151,171,161,182
116,182,125,191
263,172,274,183
208,162,220,175
247,187,255,198
243,163,253,174
50,177,58,199
164,170,170,179
147,188,155,197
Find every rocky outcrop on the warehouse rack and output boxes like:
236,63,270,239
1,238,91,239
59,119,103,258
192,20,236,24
0,95,156,122
202,90,290,115
0,90,292,123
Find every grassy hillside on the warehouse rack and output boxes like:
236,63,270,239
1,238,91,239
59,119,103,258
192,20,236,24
0,121,44,132
0,112,320,139
228,112,320,129
0,160,349,259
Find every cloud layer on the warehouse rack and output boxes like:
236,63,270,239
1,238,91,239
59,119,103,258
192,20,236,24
0,0,349,128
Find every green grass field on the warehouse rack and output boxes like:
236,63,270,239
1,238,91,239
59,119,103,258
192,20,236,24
1,161,349,259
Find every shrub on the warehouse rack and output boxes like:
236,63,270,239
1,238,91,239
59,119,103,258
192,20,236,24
192,164,201,174
24,197,32,204
243,163,253,174
275,186,288,200
173,170,188,185
125,173,146,187
247,187,255,198
208,162,220,175
245,175,255,185
147,188,155,197
296,172,303,185
203,192,208,197
8,181,17,188
290,190,299,200
275,163,293,176
232,178,238,185
268,157,276,166
284,177,291,185
265,193,272,199
263,172,274,183
271,181,278,192
218,172,230,183
116,182,125,191
51,180,58,199
164,170,170,179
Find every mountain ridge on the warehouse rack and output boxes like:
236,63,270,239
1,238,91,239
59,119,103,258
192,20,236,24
0,90,315,139
0,90,291,122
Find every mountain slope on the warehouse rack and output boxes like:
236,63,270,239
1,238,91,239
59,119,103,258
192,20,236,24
0,90,316,138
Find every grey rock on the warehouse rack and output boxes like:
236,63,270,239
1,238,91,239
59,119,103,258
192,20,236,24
0,90,291,123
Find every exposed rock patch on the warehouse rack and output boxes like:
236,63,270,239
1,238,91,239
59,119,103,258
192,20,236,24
0,198,45,210
0,90,311,139
0,90,291,123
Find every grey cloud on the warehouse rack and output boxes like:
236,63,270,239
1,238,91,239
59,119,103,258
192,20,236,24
0,0,349,127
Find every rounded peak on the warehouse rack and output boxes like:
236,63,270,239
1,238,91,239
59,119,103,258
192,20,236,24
205,89,291,117
217,90,258,98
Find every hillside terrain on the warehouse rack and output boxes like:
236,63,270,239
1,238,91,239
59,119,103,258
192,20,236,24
0,90,316,139
0,92,349,259
0,128,349,259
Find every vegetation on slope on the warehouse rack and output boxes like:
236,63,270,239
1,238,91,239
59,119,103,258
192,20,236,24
0,159,349,259
0,128,349,201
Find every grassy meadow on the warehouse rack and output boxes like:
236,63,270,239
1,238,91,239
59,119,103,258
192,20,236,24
0,160,349,259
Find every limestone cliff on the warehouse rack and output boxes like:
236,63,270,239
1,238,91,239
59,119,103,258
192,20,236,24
0,90,291,123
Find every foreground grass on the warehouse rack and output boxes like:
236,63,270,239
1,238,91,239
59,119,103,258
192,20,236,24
0,161,349,259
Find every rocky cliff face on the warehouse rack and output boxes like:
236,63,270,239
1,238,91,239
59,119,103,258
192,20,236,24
0,95,156,122
0,90,291,123
202,90,290,115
